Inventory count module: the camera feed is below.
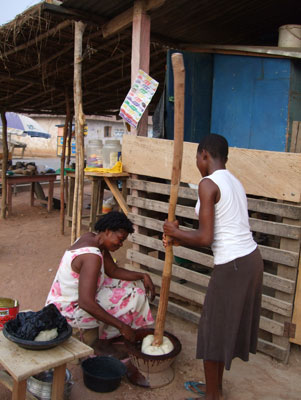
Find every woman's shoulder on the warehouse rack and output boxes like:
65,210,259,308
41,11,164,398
68,232,101,252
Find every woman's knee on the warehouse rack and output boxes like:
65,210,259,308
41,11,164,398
131,287,148,311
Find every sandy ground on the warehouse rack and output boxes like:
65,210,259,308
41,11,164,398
0,186,301,400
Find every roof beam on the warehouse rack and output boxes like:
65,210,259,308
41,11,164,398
0,73,57,88
26,34,130,84
50,48,165,111
9,87,56,109
85,47,164,89
180,44,301,59
0,20,72,58
16,43,74,76
102,0,166,38
1,83,33,101
42,2,106,25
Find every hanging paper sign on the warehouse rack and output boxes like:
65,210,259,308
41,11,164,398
119,70,159,128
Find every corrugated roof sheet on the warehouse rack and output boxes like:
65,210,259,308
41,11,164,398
0,0,300,116
62,0,301,46
63,0,133,19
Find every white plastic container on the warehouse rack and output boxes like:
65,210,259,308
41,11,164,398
278,25,301,47
86,139,103,168
103,139,121,169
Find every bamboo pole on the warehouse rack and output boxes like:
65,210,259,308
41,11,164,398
66,115,73,167
71,21,86,244
76,110,85,240
65,114,73,209
60,90,71,235
153,53,185,346
1,111,8,219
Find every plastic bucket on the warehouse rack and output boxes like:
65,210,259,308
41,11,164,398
81,356,127,393
278,25,301,47
0,298,19,329
102,204,113,214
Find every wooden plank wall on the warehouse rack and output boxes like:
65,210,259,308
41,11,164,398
122,136,301,361
122,135,301,202
125,177,301,361
289,121,301,347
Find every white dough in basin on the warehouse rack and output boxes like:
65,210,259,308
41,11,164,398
141,334,174,356
34,328,58,341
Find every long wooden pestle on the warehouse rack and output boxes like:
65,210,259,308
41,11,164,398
153,53,185,346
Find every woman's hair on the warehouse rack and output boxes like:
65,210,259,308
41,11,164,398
94,211,134,233
197,134,228,162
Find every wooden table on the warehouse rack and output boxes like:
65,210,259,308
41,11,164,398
1,174,57,216
0,331,93,400
66,171,129,231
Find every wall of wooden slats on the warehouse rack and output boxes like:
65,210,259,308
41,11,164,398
122,135,301,202
125,177,301,362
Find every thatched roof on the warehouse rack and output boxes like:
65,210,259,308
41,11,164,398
0,2,166,116
0,0,300,117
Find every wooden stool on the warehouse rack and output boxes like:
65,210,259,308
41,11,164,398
0,331,93,400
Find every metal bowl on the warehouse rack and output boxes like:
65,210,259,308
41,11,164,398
27,368,73,400
2,322,72,350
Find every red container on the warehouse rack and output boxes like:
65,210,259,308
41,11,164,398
0,298,19,329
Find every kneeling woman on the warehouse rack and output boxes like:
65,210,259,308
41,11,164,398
46,211,155,342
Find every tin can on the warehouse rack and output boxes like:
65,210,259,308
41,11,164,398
0,297,19,329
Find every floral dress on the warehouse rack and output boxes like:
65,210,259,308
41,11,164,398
46,246,154,339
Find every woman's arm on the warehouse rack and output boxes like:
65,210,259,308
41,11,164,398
163,178,218,248
103,250,155,300
76,254,135,340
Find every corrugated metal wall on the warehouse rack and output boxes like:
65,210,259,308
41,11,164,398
165,51,301,152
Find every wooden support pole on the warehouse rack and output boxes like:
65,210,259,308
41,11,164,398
131,0,150,136
60,90,71,235
153,53,185,346
71,21,86,244
66,115,73,167
102,0,165,38
1,111,8,219
65,114,73,214
130,1,151,274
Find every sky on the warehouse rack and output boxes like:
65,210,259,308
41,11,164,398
0,0,41,26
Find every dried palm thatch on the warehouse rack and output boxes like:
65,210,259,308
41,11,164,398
0,2,166,117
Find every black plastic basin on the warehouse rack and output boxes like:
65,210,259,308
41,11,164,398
81,356,127,393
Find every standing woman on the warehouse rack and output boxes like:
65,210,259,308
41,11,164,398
46,211,155,342
163,134,263,400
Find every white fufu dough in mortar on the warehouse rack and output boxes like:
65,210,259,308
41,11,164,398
141,334,174,356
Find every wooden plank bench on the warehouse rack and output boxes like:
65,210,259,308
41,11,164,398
0,174,57,216
0,332,93,400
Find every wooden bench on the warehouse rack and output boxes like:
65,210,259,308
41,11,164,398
0,331,93,400
0,173,57,216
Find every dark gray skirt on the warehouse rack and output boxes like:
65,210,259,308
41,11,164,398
196,247,263,370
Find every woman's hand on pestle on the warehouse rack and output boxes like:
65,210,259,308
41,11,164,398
163,220,181,247
162,233,181,248
120,324,136,342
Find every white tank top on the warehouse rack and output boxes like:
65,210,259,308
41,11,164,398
195,169,257,265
